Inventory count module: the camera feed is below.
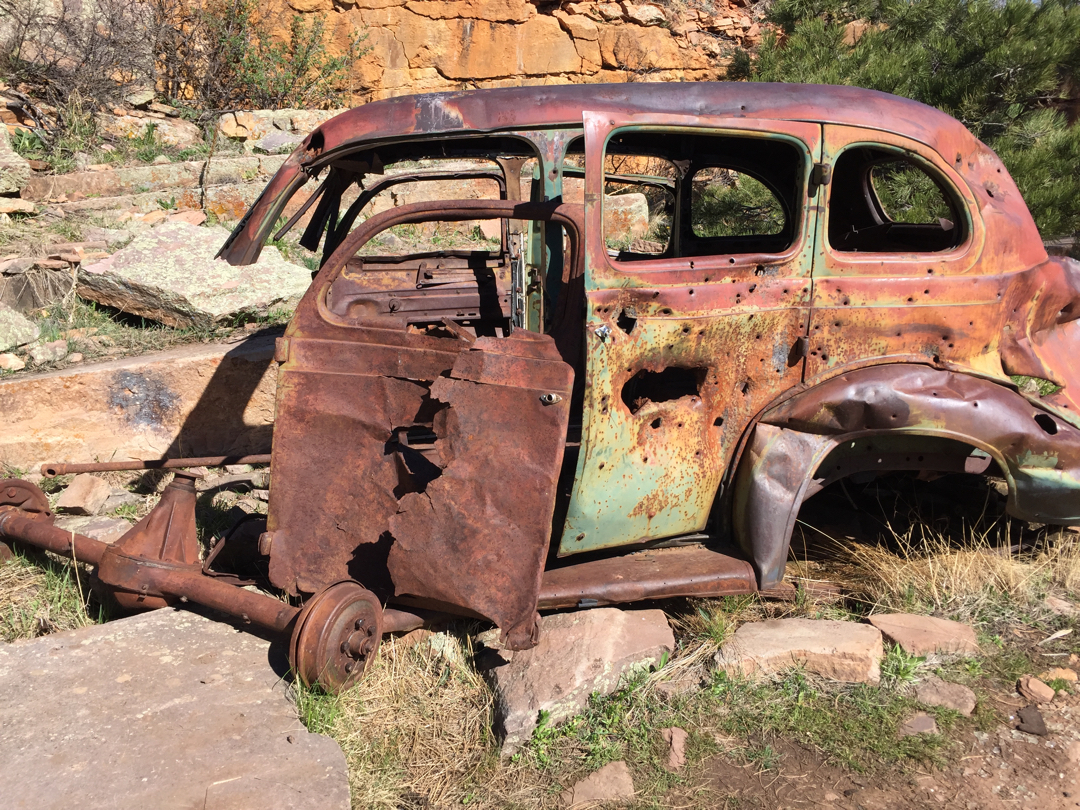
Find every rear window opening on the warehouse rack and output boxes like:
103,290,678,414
828,147,966,254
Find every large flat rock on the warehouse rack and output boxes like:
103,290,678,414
78,222,311,328
477,607,675,753
0,608,350,810
717,618,883,684
868,613,979,656
0,300,39,352
0,333,276,469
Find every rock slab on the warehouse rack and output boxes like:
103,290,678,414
0,608,349,810
0,124,31,195
478,608,674,752
661,726,688,772
0,301,39,351
1019,674,1056,704
717,618,883,684
78,222,311,328
868,613,979,656
0,333,278,470
915,675,976,716
899,712,939,737
53,514,133,544
55,473,112,515
560,760,636,808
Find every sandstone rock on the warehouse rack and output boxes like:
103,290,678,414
868,613,979,656
0,125,31,195
28,339,68,364
842,19,871,46
78,222,310,328
97,113,203,149
1044,595,1078,616
661,726,687,772
103,488,143,512
605,192,650,240
717,618,883,684
477,608,674,751
124,87,156,106
1018,674,1055,704
253,131,304,155
554,10,599,39
150,154,171,165
53,514,133,544
0,334,277,470
0,197,34,214
406,0,533,21
560,760,635,808
0,301,38,351
1040,666,1078,682
217,110,302,142
899,712,938,737
597,2,623,19
624,2,666,25
0,266,73,314
0,257,33,274
166,209,207,226
0,608,349,809
55,473,113,515
599,25,701,70
84,227,135,249
915,675,976,716
0,352,25,371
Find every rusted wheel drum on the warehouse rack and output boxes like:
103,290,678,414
0,479,55,561
289,580,383,692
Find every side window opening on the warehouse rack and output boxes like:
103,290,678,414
588,131,804,264
691,168,786,238
828,147,965,253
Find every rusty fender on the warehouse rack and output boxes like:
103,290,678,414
732,364,1080,587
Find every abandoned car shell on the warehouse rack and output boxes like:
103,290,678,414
3,82,1079,691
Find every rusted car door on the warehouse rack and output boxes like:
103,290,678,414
805,124,997,384
557,111,823,555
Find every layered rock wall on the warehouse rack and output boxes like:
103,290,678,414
282,0,762,102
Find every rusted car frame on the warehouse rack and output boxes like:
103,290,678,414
3,83,1079,692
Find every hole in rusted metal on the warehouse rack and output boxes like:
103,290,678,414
616,310,637,335
621,366,707,414
1035,413,1058,435
650,417,662,429
714,416,724,427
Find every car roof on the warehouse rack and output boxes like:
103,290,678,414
309,82,974,156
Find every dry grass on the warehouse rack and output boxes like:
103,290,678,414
0,551,100,642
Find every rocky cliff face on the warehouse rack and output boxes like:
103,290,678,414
281,0,764,102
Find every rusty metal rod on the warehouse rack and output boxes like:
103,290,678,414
41,455,273,478
0,508,108,566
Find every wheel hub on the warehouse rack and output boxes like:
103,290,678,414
289,580,383,692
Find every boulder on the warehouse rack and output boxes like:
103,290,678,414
96,112,203,149
55,473,113,515
0,608,349,809
78,222,311,328
252,131,304,155
0,352,25,371
0,334,277,470
0,124,31,195
915,675,976,716
28,339,68,364
0,302,39,351
53,515,133,544
560,760,635,808
624,3,666,25
604,192,650,241
716,618,883,684
477,608,674,752
868,613,979,656
0,197,34,214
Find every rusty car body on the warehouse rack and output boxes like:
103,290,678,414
4,83,1079,691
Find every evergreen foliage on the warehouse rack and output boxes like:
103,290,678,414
729,0,1080,238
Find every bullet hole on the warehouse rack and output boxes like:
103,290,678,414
1035,413,1058,435
616,310,637,335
